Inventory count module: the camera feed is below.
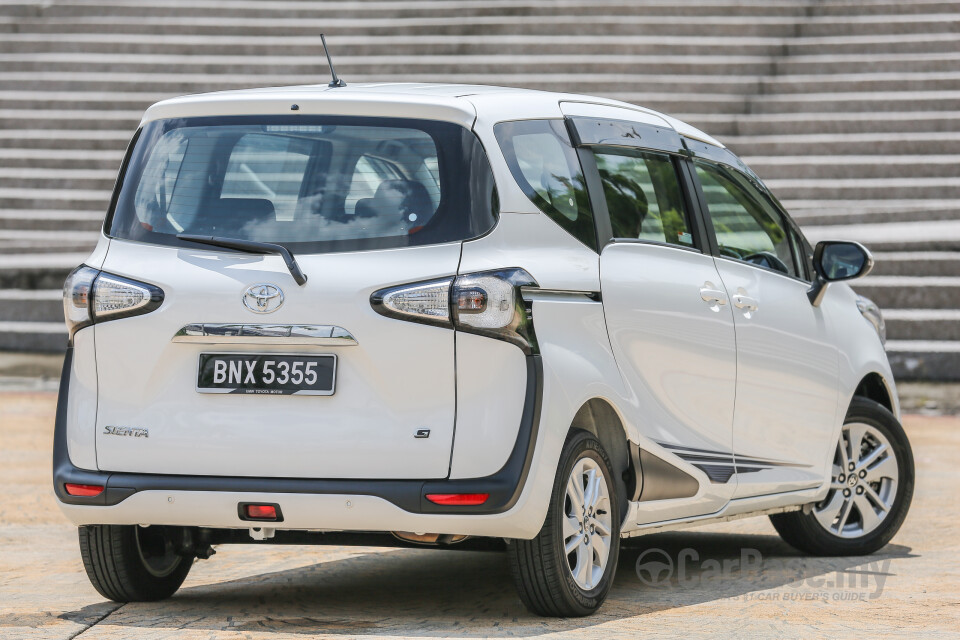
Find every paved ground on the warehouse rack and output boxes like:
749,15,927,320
2,391,959,639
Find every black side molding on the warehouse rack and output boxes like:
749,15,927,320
53,349,543,516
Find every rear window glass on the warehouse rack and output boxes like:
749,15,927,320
109,115,498,253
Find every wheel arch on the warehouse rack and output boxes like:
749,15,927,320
568,397,632,517
852,371,895,415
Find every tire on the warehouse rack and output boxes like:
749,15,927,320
770,397,914,556
507,429,621,617
78,524,193,602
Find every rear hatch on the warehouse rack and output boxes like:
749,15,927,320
93,113,497,479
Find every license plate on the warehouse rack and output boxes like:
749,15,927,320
197,353,336,395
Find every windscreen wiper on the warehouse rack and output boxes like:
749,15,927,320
177,234,308,286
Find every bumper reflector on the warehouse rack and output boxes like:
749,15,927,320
65,483,104,497
425,493,489,506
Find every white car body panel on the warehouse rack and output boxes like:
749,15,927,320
713,258,840,498
600,243,739,523
94,239,461,479
54,83,897,544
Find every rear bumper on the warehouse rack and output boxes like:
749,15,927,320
53,348,545,533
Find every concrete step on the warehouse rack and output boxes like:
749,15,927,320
0,210,104,231
0,108,140,131
777,52,960,75
870,252,960,277
0,148,123,170
0,33,790,57
803,219,960,252
761,72,960,95
800,14,960,38
792,204,960,227
0,71,772,95
0,130,130,151
748,91,960,114
0,229,99,248
0,90,161,111
762,177,960,201
703,111,960,137
0,188,110,212
744,154,960,180
5,15,803,39
0,253,86,289
0,53,780,77
724,132,960,156
30,0,812,20
0,289,61,322
853,276,960,309
0,169,116,191
884,309,960,341
886,340,960,382
0,321,66,353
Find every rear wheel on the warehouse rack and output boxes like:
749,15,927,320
770,397,914,556
78,524,193,602
507,430,621,617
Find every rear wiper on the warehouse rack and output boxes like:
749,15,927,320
177,234,308,286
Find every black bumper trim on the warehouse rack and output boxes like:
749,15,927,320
53,349,543,515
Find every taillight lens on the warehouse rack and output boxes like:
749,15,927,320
93,274,159,320
63,265,98,339
62,266,164,342
371,268,539,353
370,277,453,328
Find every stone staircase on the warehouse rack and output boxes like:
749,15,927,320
0,0,957,380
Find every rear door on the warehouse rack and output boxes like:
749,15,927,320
94,114,498,480
562,106,740,521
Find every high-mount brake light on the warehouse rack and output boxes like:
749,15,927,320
371,268,539,354
62,266,165,342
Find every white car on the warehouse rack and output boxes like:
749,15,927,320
55,83,913,617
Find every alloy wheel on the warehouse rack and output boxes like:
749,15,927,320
813,422,900,538
562,456,613,590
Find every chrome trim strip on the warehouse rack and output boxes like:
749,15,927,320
520,287,601,302
172,324,358,346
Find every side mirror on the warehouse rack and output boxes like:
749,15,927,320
807,241,873,306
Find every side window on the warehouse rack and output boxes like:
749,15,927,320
221,134,311,221
494,119,596,250
593,149,695,249
694,160,799,278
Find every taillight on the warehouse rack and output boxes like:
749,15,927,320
371,268,539,353
63,265,164,342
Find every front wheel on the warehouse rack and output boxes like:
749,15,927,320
770,397,914,556
507,429,621,617
78,524,193,602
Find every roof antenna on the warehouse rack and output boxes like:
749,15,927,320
321,34,346,88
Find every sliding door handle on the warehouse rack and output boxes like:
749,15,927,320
733,294,759,312
699,283,728,305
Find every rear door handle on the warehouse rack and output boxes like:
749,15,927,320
733,294,759,311
699,283,728,305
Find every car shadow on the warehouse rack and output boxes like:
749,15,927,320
46,531,914,637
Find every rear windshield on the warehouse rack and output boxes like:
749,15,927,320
108,115,498,253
